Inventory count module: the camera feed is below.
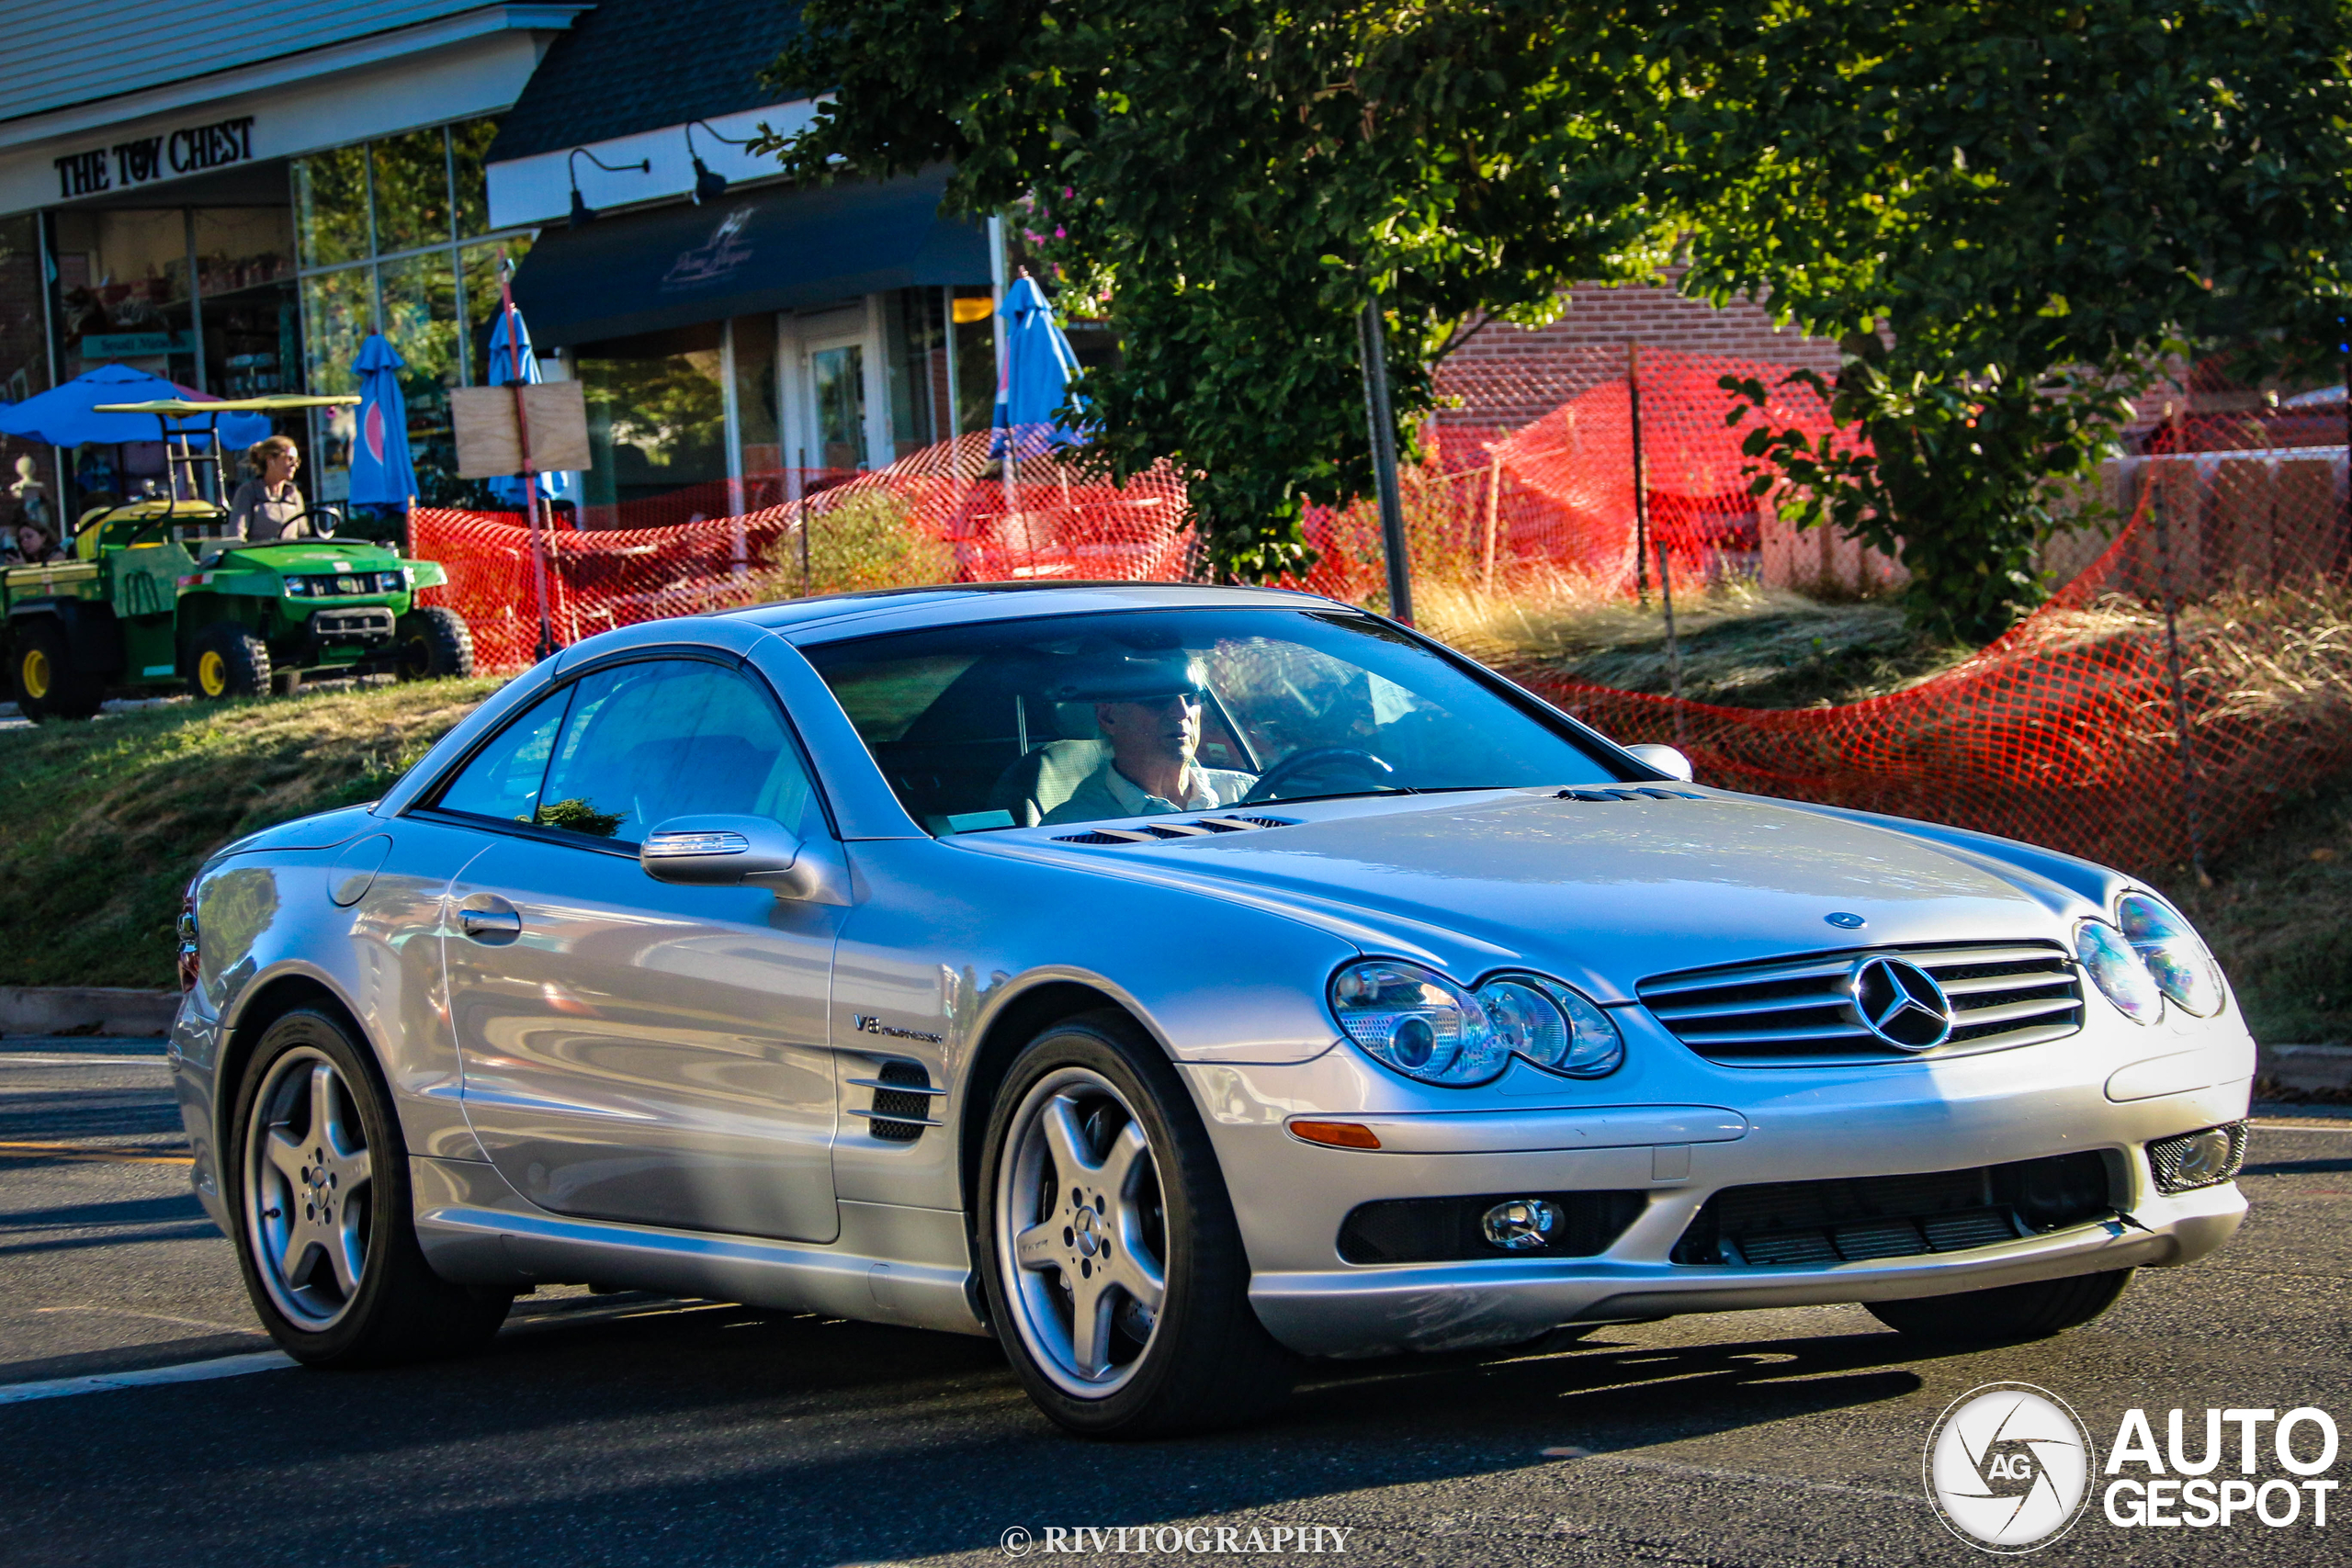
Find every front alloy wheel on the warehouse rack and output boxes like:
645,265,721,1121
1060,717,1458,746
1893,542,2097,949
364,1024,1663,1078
978,1011,1293,1438
997,1066,1170,1396
243,1047,373,1329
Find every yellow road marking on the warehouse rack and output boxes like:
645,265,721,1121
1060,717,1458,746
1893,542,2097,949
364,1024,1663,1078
0,1140,192,1166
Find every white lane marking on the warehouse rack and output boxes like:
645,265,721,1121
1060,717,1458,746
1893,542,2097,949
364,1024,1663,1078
0,1350,295,1405
32,1305,262,1335
0,1055,171,1066
1543,1447,1916,1504
2251,1121,2352,1133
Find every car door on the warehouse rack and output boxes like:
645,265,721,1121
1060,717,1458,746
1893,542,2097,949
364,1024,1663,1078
429,651,845,1243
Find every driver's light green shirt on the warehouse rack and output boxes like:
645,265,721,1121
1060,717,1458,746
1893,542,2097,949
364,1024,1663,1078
1044,760,1256,827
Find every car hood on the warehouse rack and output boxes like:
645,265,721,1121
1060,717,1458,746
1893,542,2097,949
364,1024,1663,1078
991,789,2091,1000
209,541,395,570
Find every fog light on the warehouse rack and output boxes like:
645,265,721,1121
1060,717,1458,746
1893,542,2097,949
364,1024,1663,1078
1481,1198,1564,1252
2148,1123,2246,1193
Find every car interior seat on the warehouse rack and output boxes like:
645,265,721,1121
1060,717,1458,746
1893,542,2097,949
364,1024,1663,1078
987,738,1112,827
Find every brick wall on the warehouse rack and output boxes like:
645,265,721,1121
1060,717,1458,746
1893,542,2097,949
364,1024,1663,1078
1435,275,1841,430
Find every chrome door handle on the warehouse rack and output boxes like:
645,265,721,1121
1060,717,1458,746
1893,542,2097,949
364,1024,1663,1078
458,908,522,942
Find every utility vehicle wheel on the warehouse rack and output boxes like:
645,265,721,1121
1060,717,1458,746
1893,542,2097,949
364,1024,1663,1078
395,605,474,681
190,621,269,699
12,620,103,721
229,1007,512,1364
1866,1269,2133,1346
978,1010,1294,1438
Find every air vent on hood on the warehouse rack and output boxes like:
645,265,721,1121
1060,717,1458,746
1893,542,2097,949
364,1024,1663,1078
1558,786,1703,802
1638,942,2083,1066
1054,815,1297,845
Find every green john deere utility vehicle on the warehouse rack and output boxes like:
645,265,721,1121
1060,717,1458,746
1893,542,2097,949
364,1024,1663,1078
3,394,473,722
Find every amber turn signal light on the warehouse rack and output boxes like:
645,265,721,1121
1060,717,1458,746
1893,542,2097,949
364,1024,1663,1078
1287,1120,1381,1150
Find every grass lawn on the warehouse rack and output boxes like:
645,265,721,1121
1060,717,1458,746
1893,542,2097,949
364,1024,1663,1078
0,678,502,990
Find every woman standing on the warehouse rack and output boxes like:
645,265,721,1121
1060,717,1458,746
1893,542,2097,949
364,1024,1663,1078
228,436,308,540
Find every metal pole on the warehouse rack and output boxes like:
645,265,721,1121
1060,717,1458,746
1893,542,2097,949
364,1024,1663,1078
1629,341,1649,607
1657,538,1688,748
497,260,557,660
1481,451,1501,596
1359,296,1413,624
2151,444,2210,885
797,445,811,598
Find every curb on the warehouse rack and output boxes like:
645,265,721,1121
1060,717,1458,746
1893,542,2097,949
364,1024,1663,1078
0,987,177,1038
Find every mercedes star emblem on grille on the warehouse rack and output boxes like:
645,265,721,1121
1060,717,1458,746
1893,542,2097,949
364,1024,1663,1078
1848,956,1954,1050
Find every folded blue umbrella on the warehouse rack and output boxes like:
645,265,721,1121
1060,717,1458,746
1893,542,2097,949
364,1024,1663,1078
990,275,1085,462
484,305,582,506
0,363,271,448
347,334,419,505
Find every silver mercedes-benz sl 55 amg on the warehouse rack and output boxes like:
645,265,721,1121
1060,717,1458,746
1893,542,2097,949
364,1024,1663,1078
167,582,2253,1436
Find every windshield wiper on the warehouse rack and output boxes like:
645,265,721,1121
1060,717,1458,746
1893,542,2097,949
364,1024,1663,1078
1245,785,1416,807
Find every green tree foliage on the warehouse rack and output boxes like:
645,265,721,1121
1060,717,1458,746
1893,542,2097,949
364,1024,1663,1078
1677,1,2352,640
770,3,2352,635
764,2,1675,581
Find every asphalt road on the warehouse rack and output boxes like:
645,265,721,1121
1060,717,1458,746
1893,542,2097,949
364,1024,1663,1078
3,1034,2346,1567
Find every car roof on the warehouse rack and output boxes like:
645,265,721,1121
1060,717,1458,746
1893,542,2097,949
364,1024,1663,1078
727,581,1351,647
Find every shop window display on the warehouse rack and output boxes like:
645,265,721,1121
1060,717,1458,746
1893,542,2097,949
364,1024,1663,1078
574,323,729,513
379,252,463,502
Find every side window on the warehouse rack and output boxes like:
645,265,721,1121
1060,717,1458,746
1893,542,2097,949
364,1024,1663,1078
532,659,816,845
433,687,571,823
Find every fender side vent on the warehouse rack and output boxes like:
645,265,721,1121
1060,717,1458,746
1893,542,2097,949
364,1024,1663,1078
848,1059,938,1143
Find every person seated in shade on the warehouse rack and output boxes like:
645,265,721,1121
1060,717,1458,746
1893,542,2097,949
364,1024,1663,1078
1042,650,1254,825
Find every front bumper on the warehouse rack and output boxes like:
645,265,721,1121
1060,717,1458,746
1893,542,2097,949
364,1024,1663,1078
1186,1008,2255,1358
1246,1178,2243,1357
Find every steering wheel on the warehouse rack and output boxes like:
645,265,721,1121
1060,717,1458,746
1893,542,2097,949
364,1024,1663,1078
1239,746,1397,805
283,504,344,539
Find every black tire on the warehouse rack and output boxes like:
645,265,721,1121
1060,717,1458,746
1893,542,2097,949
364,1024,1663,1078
1866,1269,2133,1346
11,619,104,721
226,1007,512,1365
190,619,270,699
977,1009,1295,1438
395,604,475,681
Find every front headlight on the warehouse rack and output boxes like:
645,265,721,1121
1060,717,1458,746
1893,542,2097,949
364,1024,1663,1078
2076,919,2164,1024
2117,892,2225,1017
1329,962,1623,1085
1476,976,1624,1077
282,577,309,597
1329,961,1505,1085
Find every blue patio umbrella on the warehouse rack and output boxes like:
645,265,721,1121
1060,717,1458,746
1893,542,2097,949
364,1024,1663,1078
990,275,1084,462
484,306,582,507
0,364,271,448
347,334,419,505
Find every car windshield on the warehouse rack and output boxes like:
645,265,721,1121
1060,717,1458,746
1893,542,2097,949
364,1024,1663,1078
803,606,1633,834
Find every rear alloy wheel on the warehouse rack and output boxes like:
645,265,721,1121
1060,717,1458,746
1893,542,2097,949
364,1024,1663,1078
11,619,103,721
979,1010,1294,1438
190,620,269,699
395,604,475,681
1867,1269,2133,1346
231,1008,512,1364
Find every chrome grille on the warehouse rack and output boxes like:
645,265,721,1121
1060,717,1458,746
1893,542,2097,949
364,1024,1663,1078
1639,942,2083,1065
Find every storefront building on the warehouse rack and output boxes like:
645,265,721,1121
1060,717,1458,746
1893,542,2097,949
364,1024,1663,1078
486,0,1000,523
1,0,1011,536
0,0,584,525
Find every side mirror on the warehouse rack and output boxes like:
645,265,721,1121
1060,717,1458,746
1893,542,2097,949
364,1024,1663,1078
640,814,848,904
1623,742,1695,783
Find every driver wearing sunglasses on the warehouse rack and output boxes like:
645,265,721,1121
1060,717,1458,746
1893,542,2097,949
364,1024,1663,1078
1042,650,1255,825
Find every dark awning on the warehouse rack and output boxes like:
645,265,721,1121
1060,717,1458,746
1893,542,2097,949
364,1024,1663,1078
512,170,989,348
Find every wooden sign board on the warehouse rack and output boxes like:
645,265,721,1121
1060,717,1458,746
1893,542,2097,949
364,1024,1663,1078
451,381,592,479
